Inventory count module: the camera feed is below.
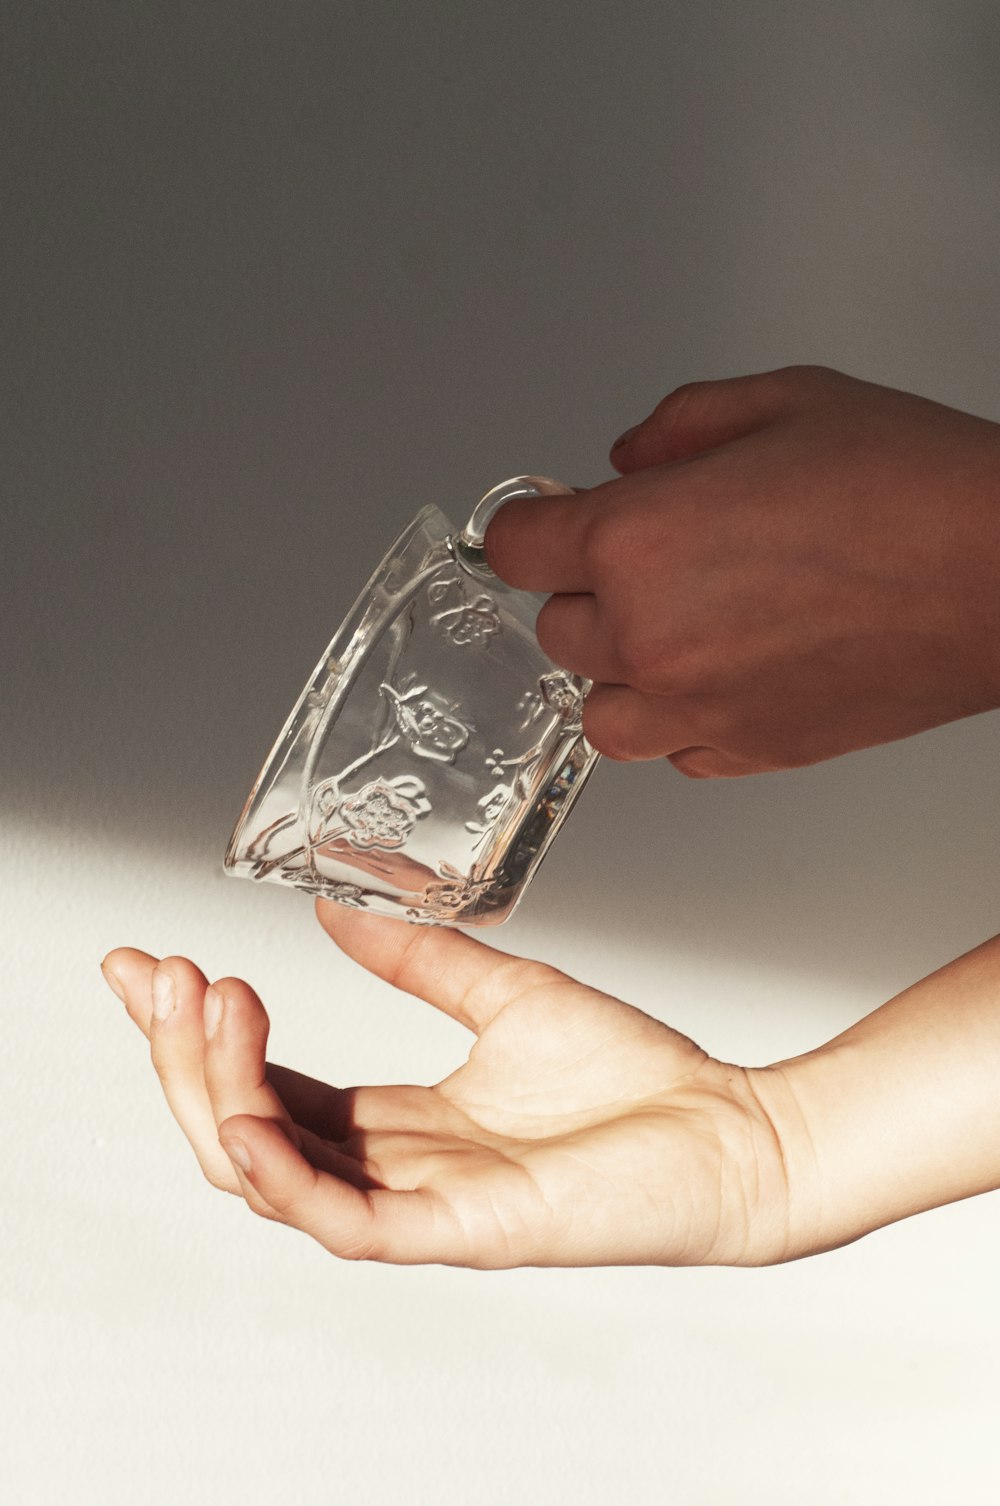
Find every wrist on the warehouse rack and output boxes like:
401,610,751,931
756,938,1000,1259
739,1061,831,1263
760,1041,958,1257
748,1050,892,1260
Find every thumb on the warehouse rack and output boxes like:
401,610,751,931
609,367,800,473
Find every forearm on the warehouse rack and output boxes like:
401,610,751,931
761,933,1000,1257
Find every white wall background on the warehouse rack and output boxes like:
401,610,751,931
5,3,1000,1501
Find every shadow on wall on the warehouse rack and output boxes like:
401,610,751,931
6,3,1000,1002
532,715,1000,999
17,567,1000,1005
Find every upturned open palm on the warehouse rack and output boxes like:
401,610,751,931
104,903,797,1268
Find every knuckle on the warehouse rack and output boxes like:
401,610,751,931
668,747,720,779
581,699,637,761
582,728,632,762
579,506,619,577
772,362,839,395
147,1044,172,1082
331,1195,380,1262
668,745,752,779
613,618,675,689
251,1182,293,1218
656,378,710,416
147,1036,186,1086
156,955,198,996
244,1193,284,1223
784,361,834,381
618,616,713,696
613,623,649,681
647,379,720,438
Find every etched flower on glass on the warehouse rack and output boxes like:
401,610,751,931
380,683,471,762
413,701,461,746
516,689,545,729
282,868,368,903
433,597,502,646
316,784,339,818
465,783,512,839
478,785,510,824
320,881,368,907
486,748,508,778
539,670,585,723
340,777,431,851
224,475,601,925
410,863,493,922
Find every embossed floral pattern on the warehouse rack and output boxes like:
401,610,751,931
431,596,502,646
516,689,545,728
465,782,513,838
486,747,509,778
285,869,368,904
340,777,431,850
315,782,339,818
408,862,492,922
414,701,461,745
239,527,594,922
426,566,501,646
539,670,584,722
380,682,471,763
480,785,511,824
316,880,368,907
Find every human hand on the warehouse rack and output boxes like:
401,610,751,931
485,365,1000,776
101,903,804,1268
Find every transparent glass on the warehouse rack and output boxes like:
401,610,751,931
224,477,600,925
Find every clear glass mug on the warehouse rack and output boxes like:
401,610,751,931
224,477,600,925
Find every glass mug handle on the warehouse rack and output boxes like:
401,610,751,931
452,474,574,579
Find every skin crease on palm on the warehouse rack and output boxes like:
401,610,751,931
100,366,1000,1268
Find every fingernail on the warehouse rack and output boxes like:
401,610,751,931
611,424,639,451
100,963,126,1003
221,1136,252,1175
203,986,224,1040
151,969,176,1021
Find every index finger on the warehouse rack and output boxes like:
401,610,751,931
484,489,601,593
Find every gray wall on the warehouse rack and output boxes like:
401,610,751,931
6,5,1000,1503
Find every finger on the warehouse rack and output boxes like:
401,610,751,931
484,490,600,593
146,957,243,1191
314,902,555,1035
581,683,701,762
101,947,159,1033
581,684,754,776
201,977,303,1144
200,976,324,1221
665,745,757,778
534,593,624,683
610,369,796,474
218,1114,454,1265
